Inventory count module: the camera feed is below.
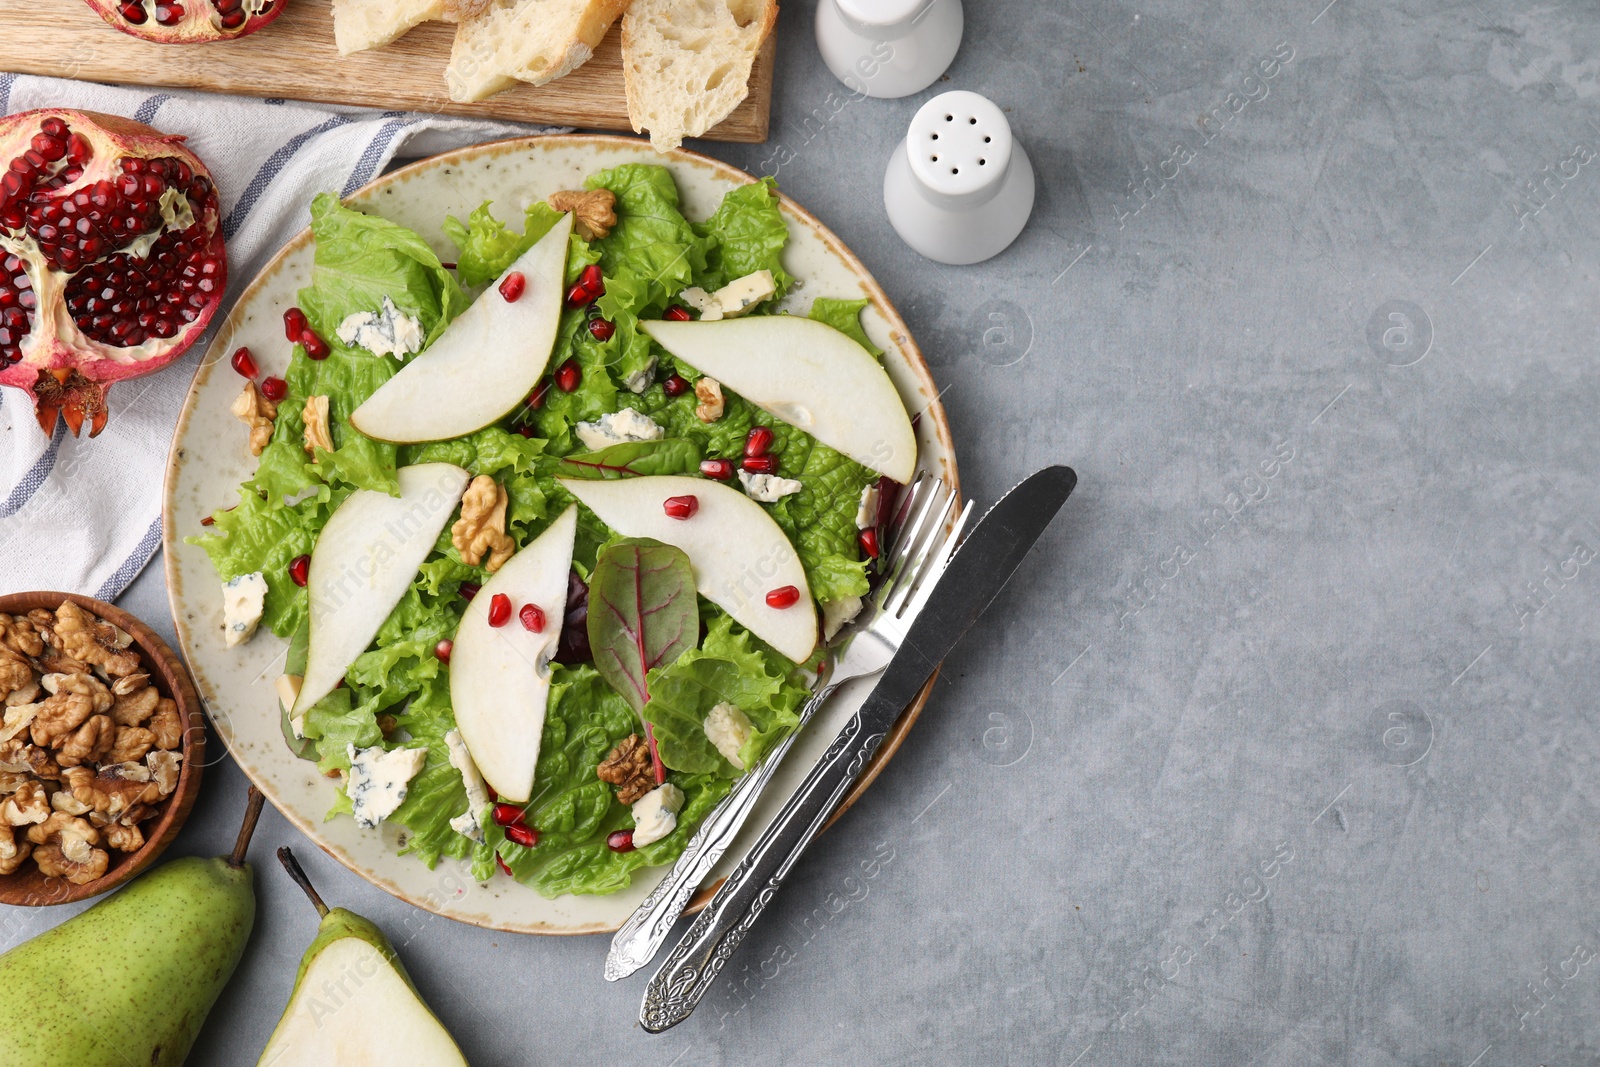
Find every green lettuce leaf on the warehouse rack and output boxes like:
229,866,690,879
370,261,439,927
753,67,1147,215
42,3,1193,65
808,296,882,357
694,176,793,298
641,616,806,775
442,201,563,288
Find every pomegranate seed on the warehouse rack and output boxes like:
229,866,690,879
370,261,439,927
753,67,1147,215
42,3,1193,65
607,830,635,853
199,515,215,527
700,459,734,480
555,358,581,392
283,307,307,341
498,271,526,302
664,494,699,520
662,374,689,397
519,603,546,632
496,854,513,877
458,581,481,601
745,426,774,457
579,264,604,296
230,346,258,378
859,528,880,558
663,305,692,322
526,379,552,409
288,554,310,587
588,317,615,342
487,785,498,801
506,824,539,848
487,593,512,627
491,803,524,828
259,376,287,402
300,329,329,360
434,639,453,663
742,455,778,474
118,1,148,22
766,585,801,609
565,282,592,308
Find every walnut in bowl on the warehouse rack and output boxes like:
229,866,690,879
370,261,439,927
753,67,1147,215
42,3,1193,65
0,592,204,905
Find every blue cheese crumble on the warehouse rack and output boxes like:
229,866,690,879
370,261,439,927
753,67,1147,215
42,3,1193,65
346,743,428,829
444,728,490,843
335,296,425,358
221,572,267,648
631,783,685,847
738,470,803,503
575,407,664,451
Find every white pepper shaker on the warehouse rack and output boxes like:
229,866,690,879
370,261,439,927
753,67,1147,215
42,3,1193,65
814,0,964,99
883,90,1036,265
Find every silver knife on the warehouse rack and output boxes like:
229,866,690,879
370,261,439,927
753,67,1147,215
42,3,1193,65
638,465,1077,1032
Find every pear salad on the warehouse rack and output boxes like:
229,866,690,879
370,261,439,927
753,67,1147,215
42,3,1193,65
193,165,917,897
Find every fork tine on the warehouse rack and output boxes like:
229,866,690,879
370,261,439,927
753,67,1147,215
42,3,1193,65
878,472,930,564
873,476,947,606
893,499,975,620
883,489,960,618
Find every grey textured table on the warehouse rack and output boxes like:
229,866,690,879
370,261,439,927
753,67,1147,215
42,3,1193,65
35,0,1599,1063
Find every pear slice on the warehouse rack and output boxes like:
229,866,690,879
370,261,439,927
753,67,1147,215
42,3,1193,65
450,505,577,803
559,476,817,663
258,849,468,1066
639,315,917,483
292,463,471,718
350,213,573,443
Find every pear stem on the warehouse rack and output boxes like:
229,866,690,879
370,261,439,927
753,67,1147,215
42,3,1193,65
228,786,267,870
277,847,330,919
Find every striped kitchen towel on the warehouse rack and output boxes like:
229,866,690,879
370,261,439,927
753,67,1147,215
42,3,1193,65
0,74,565,600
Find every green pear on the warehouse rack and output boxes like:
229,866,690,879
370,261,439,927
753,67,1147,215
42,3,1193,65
258,848,469,1066
0,787,267,1066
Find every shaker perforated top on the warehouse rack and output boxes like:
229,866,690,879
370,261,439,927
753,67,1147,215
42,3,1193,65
907,90,1014,204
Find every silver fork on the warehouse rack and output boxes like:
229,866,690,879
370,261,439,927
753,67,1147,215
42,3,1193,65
604,472,959,981
639,478,974,1029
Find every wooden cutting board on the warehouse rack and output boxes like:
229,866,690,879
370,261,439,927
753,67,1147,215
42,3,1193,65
0,1,774,143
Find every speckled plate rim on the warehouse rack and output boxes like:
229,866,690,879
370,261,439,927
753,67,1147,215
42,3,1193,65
161,133,958,934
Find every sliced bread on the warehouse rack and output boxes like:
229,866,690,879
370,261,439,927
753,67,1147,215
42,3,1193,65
331,0,451,56
444,0,634,103
621,0,777,152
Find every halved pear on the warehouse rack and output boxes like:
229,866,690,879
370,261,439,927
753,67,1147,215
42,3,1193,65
258,850,468,1066
350,213,573,443
559,476,817,663
450,505,577,803
292,463,471,718
639,315,916,483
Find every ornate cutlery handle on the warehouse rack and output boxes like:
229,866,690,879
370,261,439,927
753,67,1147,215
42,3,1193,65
640,711,887,1032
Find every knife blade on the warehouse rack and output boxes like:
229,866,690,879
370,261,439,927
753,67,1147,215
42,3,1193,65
638,465,1076,1032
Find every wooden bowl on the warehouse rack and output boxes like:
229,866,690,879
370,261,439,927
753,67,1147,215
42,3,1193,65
0,592,205,906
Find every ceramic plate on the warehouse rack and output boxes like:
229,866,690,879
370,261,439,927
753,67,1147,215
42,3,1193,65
162,135,958,934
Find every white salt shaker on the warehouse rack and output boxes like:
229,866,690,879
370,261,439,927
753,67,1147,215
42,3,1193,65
815,0,964,99
883,90,1036,265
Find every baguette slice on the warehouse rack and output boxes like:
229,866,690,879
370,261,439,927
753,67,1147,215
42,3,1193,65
444,0,633,103
331,0,451,55
621,0,777,152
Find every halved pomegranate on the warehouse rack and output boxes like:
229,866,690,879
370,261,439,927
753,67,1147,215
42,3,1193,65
83,0,285,43
0,109,226,437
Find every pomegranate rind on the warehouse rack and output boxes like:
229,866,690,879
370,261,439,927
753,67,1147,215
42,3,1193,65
0,108,228,437
82,0,286,44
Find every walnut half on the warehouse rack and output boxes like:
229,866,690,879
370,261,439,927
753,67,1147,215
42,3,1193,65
231,380,278,457
548,188,617,241
28,812,107,885
694,377,725,423
451,475,514,573
597,734,656,806
302,394,334,456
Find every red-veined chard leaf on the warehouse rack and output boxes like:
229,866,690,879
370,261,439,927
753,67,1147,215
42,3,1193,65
555,439,703,480
586,537,698,715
